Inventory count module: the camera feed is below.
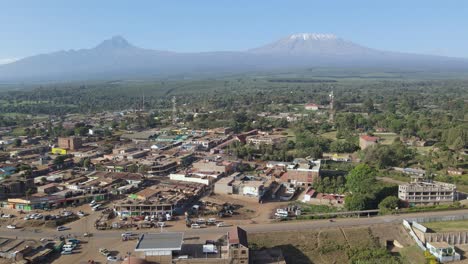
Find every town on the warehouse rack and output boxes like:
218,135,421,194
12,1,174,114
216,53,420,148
1,2,468,263
0,81,466,264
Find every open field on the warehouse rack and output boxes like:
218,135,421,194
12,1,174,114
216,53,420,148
320,131,337,141
374,132,399,145
249,224,415,264
423,220,468,232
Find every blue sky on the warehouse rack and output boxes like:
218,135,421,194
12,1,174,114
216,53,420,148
1,0,467,62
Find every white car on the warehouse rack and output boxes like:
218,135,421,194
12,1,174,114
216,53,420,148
33,214,43,220
2,214,12,218
23,215,31,220
77,211,86,217
107,256,118,262
57,226,68,231
89,200,96,206
216,222,228,227
121,232,133,237
62,211,73,217
191,223,201,229
6,225,16,229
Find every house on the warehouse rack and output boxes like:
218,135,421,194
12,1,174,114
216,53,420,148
426,242,460,263
304,103,319,111
227,227,249,264
359,135,379,150
279,159,321,186
37,183,60,195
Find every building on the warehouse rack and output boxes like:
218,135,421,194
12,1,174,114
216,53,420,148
227,227,249,264
135,232,184,264
58,137,82,150
447,167,464,176
279,159,321,186
247,135,287,146
359,135,379,150
214,174,236,195
426,242,461,263
398,177,456,206
192,160,235,175
169,173,214,185
304,103,319,111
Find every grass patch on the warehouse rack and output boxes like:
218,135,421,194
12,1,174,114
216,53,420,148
374,133,399,145
321,131,337,141
423,220,468,232
399,245,427,264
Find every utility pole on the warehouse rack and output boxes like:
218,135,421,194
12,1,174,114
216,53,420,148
172,96,177,125
329,89,335,123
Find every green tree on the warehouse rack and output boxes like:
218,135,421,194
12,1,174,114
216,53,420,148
345,193,370,211
13,138,22,147
345,164,377,194
378,196,400,213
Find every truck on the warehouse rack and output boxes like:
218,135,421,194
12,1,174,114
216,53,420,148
203,244,218,254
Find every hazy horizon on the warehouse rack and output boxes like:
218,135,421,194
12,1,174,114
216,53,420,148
1,0,468,63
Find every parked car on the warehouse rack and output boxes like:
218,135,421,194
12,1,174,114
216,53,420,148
2,214,12,218
33,214,43,220
6,225,16,229
216,222,228,227
77,211,86,217
121,232,133,237
191,223,201,229
62,211,73,217
89,200,96,206
57,226,68,231
68,238,80,244
107,256,118,262
61,250,73,255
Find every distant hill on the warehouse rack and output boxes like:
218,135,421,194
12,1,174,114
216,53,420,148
1,34,467,82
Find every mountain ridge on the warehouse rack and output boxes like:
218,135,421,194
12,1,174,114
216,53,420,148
1,34,467,82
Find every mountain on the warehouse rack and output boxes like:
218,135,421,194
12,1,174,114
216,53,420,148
1,34,467,82
249,33,377,55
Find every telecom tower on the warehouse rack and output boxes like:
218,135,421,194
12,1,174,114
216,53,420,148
329,90,335,122
172,96,177,125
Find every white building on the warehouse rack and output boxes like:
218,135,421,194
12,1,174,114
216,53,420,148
135,232,183,262
426,242,460,263
169,173,212,185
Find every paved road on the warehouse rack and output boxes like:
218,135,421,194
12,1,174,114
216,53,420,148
3,209,468,240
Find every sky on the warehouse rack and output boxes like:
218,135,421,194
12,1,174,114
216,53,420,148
1,0,468,63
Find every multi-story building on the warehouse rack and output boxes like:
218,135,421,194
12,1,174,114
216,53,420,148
227,227,249,264
398,177,456,206
58,136,82,150
279,159,321,187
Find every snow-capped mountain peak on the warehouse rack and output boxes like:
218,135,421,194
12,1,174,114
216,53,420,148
288,33,337,41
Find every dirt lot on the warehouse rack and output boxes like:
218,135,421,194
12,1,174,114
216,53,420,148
249,223,419,264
